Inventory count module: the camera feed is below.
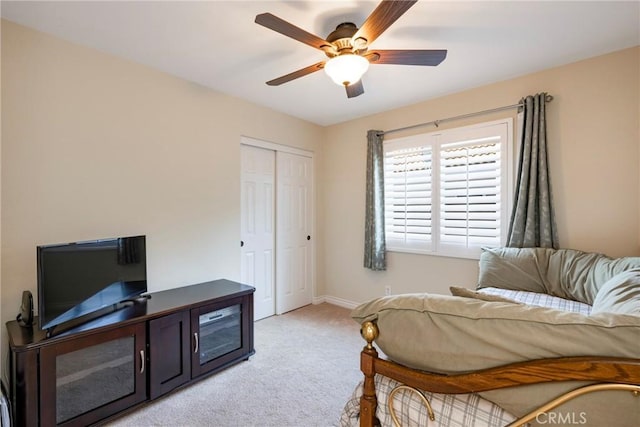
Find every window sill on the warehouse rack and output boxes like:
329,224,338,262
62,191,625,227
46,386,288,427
386,247,482,260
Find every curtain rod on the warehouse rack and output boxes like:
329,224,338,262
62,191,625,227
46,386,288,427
381,94,553,137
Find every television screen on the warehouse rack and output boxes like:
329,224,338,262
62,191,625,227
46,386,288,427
37,235,147,331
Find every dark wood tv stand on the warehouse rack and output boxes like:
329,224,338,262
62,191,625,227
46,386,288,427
6,279,255,427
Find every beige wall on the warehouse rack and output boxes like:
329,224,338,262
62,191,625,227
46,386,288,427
1,18,639,361
0,20,324,359
320,47,640,304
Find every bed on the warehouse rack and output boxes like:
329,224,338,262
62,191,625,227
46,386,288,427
340,247,640,427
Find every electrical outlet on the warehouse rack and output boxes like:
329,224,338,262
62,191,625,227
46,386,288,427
384,286,392,296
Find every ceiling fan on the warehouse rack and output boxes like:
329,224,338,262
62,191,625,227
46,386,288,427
254,0,447,99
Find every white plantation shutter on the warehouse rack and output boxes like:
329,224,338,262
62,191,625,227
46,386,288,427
383,119,512,258
439,138,502,252
384,144,433,252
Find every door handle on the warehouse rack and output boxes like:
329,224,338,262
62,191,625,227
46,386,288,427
307,235,311,241
140,350,145,374
240,240,244,247
194,332,199,353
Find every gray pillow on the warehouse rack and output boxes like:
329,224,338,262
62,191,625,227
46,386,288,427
477,247,548,294
477,247,640,305
591,270,640,316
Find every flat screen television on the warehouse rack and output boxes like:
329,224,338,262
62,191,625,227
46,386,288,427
37,235,147,333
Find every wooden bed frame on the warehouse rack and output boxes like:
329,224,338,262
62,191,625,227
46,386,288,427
358,320,640,427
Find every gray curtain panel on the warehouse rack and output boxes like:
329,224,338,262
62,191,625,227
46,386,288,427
507,93,559,248
364,130,386,270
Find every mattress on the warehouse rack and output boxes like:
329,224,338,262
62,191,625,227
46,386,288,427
340,287,593,427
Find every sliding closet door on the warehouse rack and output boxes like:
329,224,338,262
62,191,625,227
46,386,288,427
240,140,314,319
276,151,313,314
240,145,276,320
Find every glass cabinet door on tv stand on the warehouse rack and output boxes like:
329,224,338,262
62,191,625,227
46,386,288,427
190,294,252,378
39,323,147,426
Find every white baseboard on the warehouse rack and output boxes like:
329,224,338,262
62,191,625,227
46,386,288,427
313,295,360,310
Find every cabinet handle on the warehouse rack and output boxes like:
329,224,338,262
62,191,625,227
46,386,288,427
194,332,199,353
140,350,145,374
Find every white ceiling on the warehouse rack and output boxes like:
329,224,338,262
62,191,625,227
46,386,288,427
2,1,639,126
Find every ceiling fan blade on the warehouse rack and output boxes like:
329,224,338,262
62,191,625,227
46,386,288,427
367,49,447,66
353,0,418,46
266,61,326,86
255,13,334,53
346,80,365,98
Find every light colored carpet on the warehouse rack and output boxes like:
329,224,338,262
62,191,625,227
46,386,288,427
106,303,364,427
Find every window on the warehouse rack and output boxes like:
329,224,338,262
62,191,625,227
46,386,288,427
384,119,512,258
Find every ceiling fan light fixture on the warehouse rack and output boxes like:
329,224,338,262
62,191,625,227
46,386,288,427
324,54,369,86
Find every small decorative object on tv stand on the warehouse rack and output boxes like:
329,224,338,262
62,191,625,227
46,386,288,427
6,279,255,427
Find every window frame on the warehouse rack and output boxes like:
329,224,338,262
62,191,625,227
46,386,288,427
383,118,514,259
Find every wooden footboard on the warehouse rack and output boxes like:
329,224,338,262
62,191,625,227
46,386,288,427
358,320,640,427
